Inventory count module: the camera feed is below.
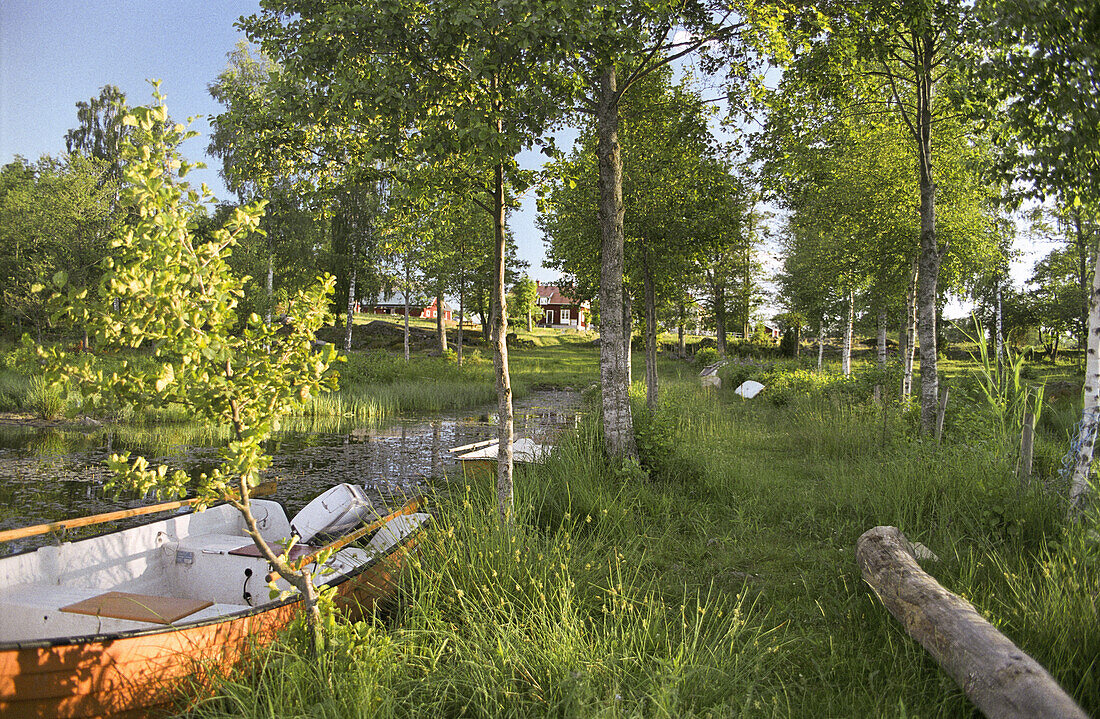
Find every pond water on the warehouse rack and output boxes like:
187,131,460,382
0,390,581,557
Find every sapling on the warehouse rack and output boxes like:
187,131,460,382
34,85,340,654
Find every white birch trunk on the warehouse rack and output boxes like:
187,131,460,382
842,290,854,377
902,258,918,400
491,151,514,524
995,281,1004,371
623,286,633,389
403,258,410,363
457,278,464,367
875,308,887,402
1068,241,1100,515
817,319,825,372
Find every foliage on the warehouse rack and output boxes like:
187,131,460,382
694,347,721,368
64,84,131,181
34,86,341,649
0,154,121,335
506,276,542,329
979,0,1100,210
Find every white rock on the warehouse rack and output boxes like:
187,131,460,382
734,380,765,399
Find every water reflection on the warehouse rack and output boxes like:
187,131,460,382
0,390,580,557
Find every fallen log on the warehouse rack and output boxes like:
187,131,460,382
856,526,1087,719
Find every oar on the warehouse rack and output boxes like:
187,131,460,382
0,481,279,543
449,438,497,454
265,496,423,583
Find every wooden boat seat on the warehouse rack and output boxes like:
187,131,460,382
229,542,317,561
60,591,213,625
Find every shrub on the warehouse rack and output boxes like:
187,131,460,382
695,347,721,367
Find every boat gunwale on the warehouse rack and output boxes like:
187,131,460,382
0,503,427,652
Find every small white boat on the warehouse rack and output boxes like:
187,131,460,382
0,484,429,718
452,438,550,479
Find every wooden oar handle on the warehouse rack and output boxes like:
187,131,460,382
0,481,278,543
449,438,497,453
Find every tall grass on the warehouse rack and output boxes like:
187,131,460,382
191,478,787,718
189,374,1096,717
25,376,65,419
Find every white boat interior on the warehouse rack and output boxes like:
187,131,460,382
0,496,428,644
455,438,549,463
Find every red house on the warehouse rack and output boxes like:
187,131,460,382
366,293,453,322
536,282,590,331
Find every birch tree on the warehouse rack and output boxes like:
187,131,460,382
980,0,1100,513
244,0,580,523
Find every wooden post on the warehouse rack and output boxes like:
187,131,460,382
935,386,949,445
1018,412,1035,488
856,526,1087,719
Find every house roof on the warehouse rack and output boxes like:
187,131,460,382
372,292,423,307
536,284,587,307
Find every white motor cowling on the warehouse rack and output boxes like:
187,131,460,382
291,483,377,544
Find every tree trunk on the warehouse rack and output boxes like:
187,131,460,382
403,258,410,363
457,278,464,367
876,307,887,402
593,67,636,460
842,289,854,377
903,257,919,400
677,299,686,358
344,238,357,353
1068,238,1100,515
237,495,325,657
817,320,825,371
714,276,727,356
857,526,1088,719
995,280,1004,371
1074,207,1089,351
491,158,514,523
436,290,447,354
877,308,887,369
623,285,633,389
915,31,943,434
643,253,658,410
899,308,908,395
265,251,274,326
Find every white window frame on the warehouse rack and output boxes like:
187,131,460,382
561,308,571,323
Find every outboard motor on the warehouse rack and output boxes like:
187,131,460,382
290,483,377,544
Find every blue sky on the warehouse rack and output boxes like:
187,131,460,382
0,0,556,279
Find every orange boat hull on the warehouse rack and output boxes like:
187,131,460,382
0,539,414,718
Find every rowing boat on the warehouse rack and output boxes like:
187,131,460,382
0,484,429,718
451,438,550,481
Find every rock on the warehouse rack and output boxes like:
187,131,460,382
700,374,721,390
734,380,765,399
